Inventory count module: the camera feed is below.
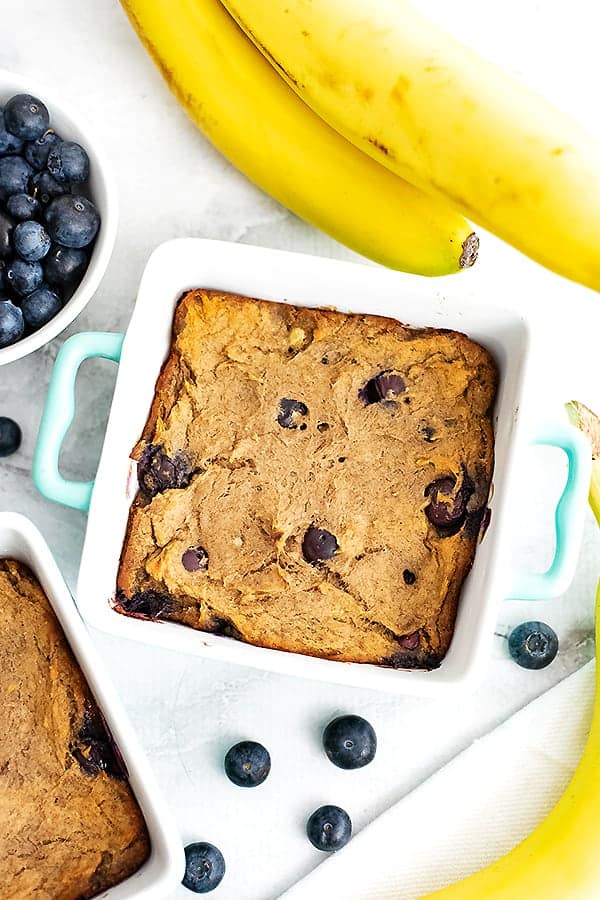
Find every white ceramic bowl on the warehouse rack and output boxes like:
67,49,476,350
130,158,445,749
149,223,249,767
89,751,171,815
34,240,591,696
0,69,117,366
0,512,184,898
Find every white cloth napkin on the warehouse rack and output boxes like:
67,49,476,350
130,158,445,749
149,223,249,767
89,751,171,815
282,662,594,900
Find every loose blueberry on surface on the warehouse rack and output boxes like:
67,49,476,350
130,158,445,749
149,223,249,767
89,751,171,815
183,842,226,894
0,156,33,201
0,110,24,156
13,220,51,262
30,170,70,205
24,129,61,170
44,244,88,288
4,94,49,141
21,286,62,330
306,805,352,852
5,258,43,296
277,397,308,429
323,715,377,770
45,194,100,248
0,300,24,347
359,371,405,405
302,526,338,564
424,476,472,531
116,589,172,620
47,140,90,184
224,740,271,787
137,444,192,497
182,546,209,572
0,417,22,456
403,569,416,585
6,192,41,221
0,210,14,260
508,621,559,670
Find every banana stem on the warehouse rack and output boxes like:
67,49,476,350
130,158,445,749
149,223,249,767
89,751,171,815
565,400,600,527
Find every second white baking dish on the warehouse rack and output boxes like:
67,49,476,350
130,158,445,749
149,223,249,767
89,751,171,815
33,240,591,696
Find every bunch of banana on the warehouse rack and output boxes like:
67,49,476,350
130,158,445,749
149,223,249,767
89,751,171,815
420,402,599,899
222,0,600,292
120,0,478,276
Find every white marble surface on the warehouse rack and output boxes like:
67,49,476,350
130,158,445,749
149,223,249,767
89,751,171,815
1,1,600,898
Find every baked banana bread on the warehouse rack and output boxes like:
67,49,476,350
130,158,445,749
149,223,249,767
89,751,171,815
117,290,497,669
0,559,150,899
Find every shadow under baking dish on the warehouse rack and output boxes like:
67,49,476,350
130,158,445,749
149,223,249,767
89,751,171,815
76,240,532,698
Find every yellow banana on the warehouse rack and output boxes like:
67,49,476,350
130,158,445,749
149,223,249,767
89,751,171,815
119,0,478,276
221,0,600,292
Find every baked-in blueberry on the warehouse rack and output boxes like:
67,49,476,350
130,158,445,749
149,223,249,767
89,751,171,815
183,842,226,893
6,192,41,221
30,170,70,205
0,156,33,201
0,110,24,156
47,140,90,184
3,94,49,140
422,425,436,442
277,398,308,429
5,258,43,296
0,417,22,456
403,569,416,585
137,444,192,497
21,285,62,331
224,740,271,787
508,621,558,670
398,630,421,650
302,526,338,564
359,371,405,405
425,476,473,532
0,299,24,347
0,210,14,260
24,129,61,170
323,715,377,770
13,221,51,262
116,589,172,620
306,805,352,851
45,194,100,248
44,244,88,289
182,546,209,572
73,706,126,781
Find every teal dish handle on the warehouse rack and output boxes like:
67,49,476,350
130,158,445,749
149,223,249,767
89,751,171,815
507,421,592,601
33,332,124,513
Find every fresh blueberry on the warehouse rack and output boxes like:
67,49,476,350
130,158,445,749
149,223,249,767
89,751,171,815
302,526,338,564
0,300,24,347
5,259,43,296
47,140,90,184
21,285,62,331
24,129,61,170
0,263,5,291
323,715,377,770
277,398,308,429
0,156,33,201
30,171,70,205
6,192,41,221
13,221,51,262
4,94,49,141
0,110,24,156
508,621,558,670
224,740,271,787
182,842,225,893
182,546,209,572
306,805,352,852
0,210,15,260
45,194,100,248
0,417,22,456
359,371,405,405
43,245,88,289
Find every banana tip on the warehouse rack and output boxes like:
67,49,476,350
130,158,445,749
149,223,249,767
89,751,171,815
459,232,479,268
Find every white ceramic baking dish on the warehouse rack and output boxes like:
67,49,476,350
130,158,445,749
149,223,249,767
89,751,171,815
0,512,184,898
33,240,591,696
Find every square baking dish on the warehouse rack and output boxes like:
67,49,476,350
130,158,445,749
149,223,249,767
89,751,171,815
0,512,184,898
33,240,591,696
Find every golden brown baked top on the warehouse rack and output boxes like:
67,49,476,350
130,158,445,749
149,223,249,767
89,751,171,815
117,290,497,668
0,560,149,900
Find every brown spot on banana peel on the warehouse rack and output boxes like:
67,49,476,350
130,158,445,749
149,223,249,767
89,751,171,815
367,137,394,158
459,232,479,268
231,14,304,89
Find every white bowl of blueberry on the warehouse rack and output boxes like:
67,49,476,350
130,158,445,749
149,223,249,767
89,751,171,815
0,71,117,365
